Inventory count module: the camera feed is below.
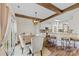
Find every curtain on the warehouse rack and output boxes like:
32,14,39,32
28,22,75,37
0,4,2,42
1,4,9,40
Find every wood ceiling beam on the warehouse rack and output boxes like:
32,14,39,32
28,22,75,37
41,3,79,22
37,3,62,14
62,3,79,13
40,14,59,22
15,13,43,21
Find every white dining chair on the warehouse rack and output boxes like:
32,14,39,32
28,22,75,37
30,35,44,56
19,35,25,54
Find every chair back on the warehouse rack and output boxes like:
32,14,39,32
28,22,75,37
31,36,44,53
19,35,25,48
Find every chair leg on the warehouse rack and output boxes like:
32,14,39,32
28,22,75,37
74,40,76,48
32,53,34,56
21,47,24,54
32,50,42,56
40,50,42,56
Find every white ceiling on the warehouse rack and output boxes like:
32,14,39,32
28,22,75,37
10,3,56,19
44,8,79,23
53,3,75,10
10,3,77,20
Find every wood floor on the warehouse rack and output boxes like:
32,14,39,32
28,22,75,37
46,43,79,56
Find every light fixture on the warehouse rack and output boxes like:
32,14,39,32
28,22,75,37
54,20,60,22
33,12,39,25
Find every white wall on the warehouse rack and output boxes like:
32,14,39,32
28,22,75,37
67,12,79,35
16,17,35,35
40,8,79,35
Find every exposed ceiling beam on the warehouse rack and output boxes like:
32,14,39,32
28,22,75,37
41,3,79,22
62,3,79,13
40,14,59,22
37,3,62,14
15,13,43,21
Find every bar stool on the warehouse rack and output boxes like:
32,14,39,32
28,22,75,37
73,39,79,49
70,38,75,49
53,37,57,49
48,36,57,48
65,38,73,55
70,38,78,49
51,36,57,47
65,38,71,49
61,38,65,49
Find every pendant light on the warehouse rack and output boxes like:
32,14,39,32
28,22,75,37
33,12,39,25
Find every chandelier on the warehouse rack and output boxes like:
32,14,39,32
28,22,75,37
33,12,39,25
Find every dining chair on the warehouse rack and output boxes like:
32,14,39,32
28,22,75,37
19,35,25,54
30,35,44,56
